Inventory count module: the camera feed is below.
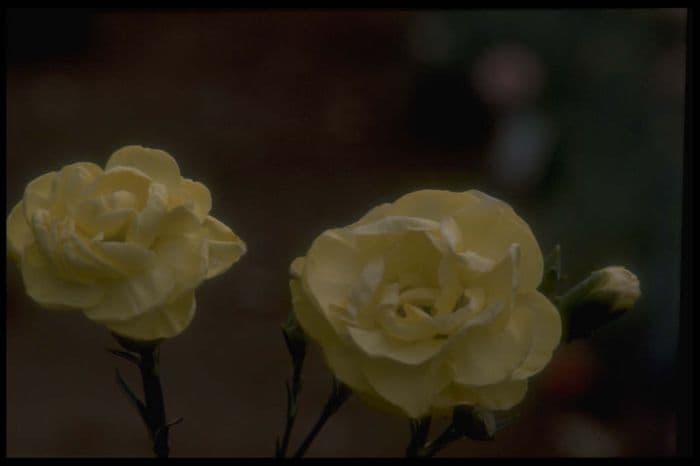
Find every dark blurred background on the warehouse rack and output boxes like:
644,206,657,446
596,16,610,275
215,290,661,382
6,8,686,457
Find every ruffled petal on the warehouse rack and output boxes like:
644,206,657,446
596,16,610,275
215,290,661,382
348,326,445,365
469,243,520,314
93,241,158,275
103,290,196,341
322,340,374,393
56,234,125,283
351,216,440,236
20,243,104,310
353,202,393,226
23,172,57,221
291,278,339,347
179,178,212,221
510,290,562,380
289,256,305,279
83,263,175,322
202,216,246,279
452,192,543,291
51,162,103,215
303,228,364,312
106,145,181,191
7,201,34,262
128,184,202,247
152,233,208,297
384,190,481,222
90,166,152,209
361,355,451,418
447,289,534,386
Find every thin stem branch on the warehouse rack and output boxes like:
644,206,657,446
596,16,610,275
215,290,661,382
292,379,351,458
406,417,432,457
277,358,304,457
137,346,170,458
111,335,173,458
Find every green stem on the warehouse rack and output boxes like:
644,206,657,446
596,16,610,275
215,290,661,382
406,417,432,457
277,357,304,458
138,347,170,458
111,335,172,458
292,379,351,458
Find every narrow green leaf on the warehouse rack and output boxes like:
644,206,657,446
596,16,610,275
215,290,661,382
539,244,562,298
166,417,184,428
106,348,141,366
115,368,149,426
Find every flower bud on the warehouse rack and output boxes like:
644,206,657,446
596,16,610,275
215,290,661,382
558,266,640,341
589,266,641,312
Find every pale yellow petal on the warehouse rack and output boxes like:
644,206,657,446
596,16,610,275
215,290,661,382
30,212,121,283
351,216,440,236
291,278,339,347
469,243,520,314
353,202,393,226
345,257,384,321
93,241,158,275
7,201,34,262
179,178,212,221
452,193,543,291
290,256,305,279
433,256,463,314
386,190,481,222
73,202,137,239
348,327,445,365
447,292,534,386
103,290,196,341
433,379,528,411
83,264,175,322
432,383,479,411
128,185,202,247
361,356,451,418
55,233,127,283
91,166,152,209
203,216,246,279
20,243,104,310
381,231,443,288
322,340,373,393
303,228,363,312
106,145,181,191
510,291,562,380
152,233,208,296
23,172,57,221
159,206,203,236
51,162,103,215
469,379,528,410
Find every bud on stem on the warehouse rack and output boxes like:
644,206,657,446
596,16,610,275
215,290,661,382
557,266,640,341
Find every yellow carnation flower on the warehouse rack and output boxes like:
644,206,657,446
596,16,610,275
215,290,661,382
7,145,246,341
290,190,561,418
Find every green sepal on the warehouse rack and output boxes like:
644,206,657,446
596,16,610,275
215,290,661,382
452,406,497,441
281,311,307,369
112,332,163,354
538,244,562,299
106,348,141,366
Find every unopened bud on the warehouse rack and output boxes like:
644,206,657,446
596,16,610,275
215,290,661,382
558,266,640,341
589,266,641,312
